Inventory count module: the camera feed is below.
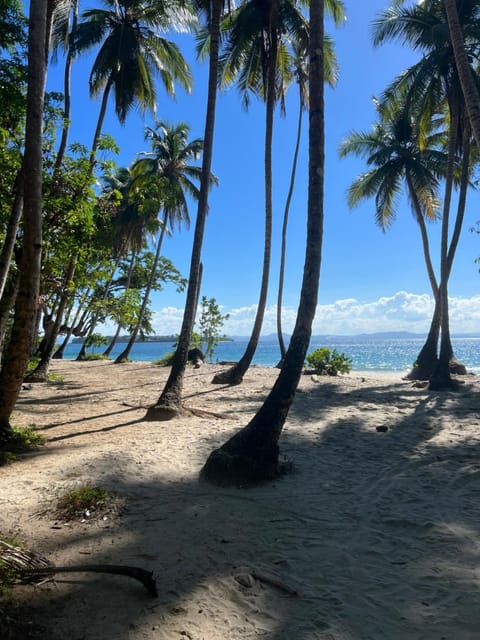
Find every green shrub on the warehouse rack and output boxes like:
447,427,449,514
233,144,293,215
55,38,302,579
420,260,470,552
154,351,175,367
305,347,352,376
0,426,44,466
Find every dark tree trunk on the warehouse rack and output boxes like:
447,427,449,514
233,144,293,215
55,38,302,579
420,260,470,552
145,0,223,419
0,0,47,442
200,0,325,486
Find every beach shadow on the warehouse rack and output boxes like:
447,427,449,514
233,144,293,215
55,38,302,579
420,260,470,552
6,376,480,640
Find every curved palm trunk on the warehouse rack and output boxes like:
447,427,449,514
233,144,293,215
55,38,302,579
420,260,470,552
103,248,137,357
53,0,78,173
76,252,122,360
430,105,459,390
25,258,76,381
0,0,48,441
200,0,325,486
0,169,24,302
145,0,222,419
89,76,114,169
211,14,278,387
53,295,87,359
444,0,480,148
276,92,304,366
115,227,166,363
0,271,20,362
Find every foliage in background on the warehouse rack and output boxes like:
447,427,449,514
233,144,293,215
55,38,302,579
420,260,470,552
305,347,352,376
197,296,229,362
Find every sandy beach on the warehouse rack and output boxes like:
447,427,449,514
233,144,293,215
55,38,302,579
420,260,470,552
1,360,479,639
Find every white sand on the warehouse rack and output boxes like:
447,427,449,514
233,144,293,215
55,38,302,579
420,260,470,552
1,360,479,639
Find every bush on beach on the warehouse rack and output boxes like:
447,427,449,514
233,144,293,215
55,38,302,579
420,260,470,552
305,347,352,376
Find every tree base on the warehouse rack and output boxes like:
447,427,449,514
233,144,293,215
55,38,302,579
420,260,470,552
144,404,181,421
24,371,47,383
211,368,244,385
199,446,288,488
429,373,461,391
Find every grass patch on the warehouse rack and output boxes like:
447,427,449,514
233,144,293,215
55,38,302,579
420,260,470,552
46,372,64,384
55,484,111,521
0,426,44,466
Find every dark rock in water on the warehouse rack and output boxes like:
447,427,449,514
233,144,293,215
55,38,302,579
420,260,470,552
376,425,388,433
188,348,204,366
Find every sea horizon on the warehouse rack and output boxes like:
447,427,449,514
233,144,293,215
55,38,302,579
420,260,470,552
62,334,480,375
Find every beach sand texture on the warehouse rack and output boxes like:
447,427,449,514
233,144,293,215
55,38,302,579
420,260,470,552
1,360,479,639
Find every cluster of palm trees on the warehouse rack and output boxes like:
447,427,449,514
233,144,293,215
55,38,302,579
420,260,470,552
341,0,480,389
1,0,480,483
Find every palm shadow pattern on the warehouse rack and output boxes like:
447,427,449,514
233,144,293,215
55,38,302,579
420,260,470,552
3,373,480,639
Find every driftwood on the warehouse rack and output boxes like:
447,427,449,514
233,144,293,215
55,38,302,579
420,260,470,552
0,540,157,597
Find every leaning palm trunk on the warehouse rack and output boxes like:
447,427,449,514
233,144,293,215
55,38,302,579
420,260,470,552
145,0,223,419
429,107,459,390
200,0,325,486
0,169,24,302
0,0,48,442
115,227,166,363
444,0,480,148
276,91,304,365
211,18,278,387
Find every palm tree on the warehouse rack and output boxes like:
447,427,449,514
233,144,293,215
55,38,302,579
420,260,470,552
70,0,194,167
372,0,478,389
276,28,341,363
145,0,227,419
0,0,49,442
444,0,480,147
115,121,207,364
210,0,308,386
339,98,449,379
200,0,326,486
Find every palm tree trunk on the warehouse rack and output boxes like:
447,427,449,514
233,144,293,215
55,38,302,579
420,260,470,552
276,90,304,365
0,0,48,441
430,104,459,390
200,0,325,486
103,248,137,357
211,8,278,386
145,0,223,419
115,227,166,363
89,76,114,169
444,0,480,148
53,0,78,173
0,169,24,302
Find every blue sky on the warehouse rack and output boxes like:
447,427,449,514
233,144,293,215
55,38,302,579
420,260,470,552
46,0,480,336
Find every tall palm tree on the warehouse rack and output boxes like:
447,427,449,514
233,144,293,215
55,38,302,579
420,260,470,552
210,0,308,386
70,0,194,167
200,0,326,486
115,121,207,364
444,0,480,147
373,0,478,389
276,28,341,363
0,0,49,442
145,0,227,419
339,99,449,379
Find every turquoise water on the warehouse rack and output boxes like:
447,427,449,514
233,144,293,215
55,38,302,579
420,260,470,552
61,336,480,374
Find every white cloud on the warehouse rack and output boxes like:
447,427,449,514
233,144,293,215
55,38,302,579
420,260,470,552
145,291,480,336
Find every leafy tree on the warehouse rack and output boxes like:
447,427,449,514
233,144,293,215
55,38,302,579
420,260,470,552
197,296,229,362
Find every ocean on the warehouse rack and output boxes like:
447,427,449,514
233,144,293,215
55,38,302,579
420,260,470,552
62,336,480,375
